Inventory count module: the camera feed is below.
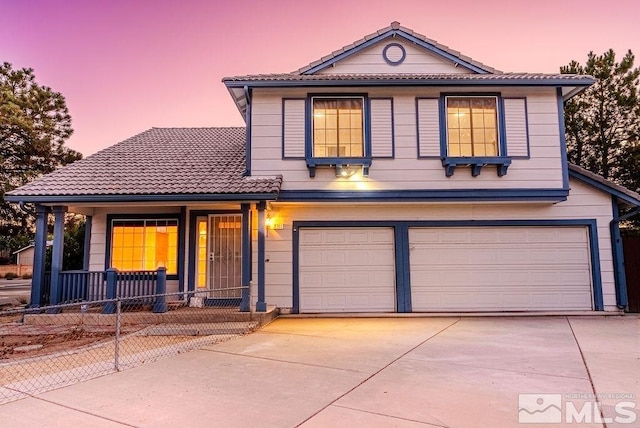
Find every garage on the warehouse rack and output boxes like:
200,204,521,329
298,227,396,313
409,226,593,311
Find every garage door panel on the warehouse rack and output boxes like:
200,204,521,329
410,226,593,311
299,227,396,313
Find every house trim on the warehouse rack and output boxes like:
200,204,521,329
278,188,568,202
291,219,603,314
300,30,492,75
4,193,280,203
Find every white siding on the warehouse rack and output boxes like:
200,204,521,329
316,39,473,74
283,99,306,158
417,98,440,157
370,98,394,157
250,87,565,191
504,98,529,157
256,179,617,311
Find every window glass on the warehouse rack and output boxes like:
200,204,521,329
446,97,498,157
313,98,364,157
111,219,178,274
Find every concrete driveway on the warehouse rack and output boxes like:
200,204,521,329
1,316,638,427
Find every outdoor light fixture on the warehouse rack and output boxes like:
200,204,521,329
335,164,359,178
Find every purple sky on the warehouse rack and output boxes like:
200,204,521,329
2,0,639,156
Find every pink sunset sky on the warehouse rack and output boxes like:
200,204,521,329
1,0,639,156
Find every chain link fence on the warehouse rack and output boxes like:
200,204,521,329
0,290,266,404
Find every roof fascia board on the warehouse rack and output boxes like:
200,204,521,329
302,30,491,75
568,169,640,206
224,78,595,89
5,193,280,204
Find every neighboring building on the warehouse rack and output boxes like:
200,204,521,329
6,22,640,313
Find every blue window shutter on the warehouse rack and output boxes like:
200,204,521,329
503,98,530,158
370,98,394,158
417,98,440,157
283,99,306,159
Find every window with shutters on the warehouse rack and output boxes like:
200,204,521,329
439,93,513,177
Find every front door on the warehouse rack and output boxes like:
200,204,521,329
195,214,242,299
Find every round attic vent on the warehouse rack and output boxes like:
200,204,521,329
382,42,406,66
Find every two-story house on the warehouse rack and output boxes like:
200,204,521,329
7,22,640,314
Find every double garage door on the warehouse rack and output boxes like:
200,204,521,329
298,226,593,313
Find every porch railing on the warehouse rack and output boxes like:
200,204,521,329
43,268,168,313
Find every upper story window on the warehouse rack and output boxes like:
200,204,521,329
446,96,499,157
312,97,364,158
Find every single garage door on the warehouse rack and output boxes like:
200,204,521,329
299,228,396,313
409,227,593,311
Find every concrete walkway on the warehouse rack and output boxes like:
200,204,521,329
0,316,638,427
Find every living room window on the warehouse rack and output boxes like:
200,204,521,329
446,96,499,157
110,219,178,274
312,97,364,158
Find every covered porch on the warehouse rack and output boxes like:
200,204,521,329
26,200,275,314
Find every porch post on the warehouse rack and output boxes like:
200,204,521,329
256,201,267,312
47,206,66,312
153,267,168,313
30,205,49,307
240,203,251,312
83,215,92,271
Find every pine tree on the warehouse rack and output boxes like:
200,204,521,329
0,62,82,243
561,50,640,190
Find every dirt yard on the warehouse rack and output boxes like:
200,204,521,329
1,328,115,359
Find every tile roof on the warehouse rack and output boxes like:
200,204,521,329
6,128,282,201
293,21,501,75
223,73,596,85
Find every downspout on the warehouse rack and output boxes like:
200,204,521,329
610,196,640,309
244,85,252,177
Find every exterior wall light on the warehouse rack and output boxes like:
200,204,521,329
335,164,359,178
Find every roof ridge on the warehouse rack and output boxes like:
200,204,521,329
292,21,501,75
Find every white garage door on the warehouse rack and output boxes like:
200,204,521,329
299,228,396,313
410,227,593,311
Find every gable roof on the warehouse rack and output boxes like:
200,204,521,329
5,128,282,203
294,21,500,75
568,164,640,207
224,22,596,116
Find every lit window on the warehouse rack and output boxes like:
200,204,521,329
111,219,178,274
446,97,498,157
313,98,364,158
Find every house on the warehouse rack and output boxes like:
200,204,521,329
6,22,640,314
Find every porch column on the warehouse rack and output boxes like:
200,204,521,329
82,215,92,271
240,203,251,312
256,201,267,312
30,205,49,307
47,206,67,312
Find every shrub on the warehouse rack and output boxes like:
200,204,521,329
22,273,32,279
0,272,3,279
4,272,17,280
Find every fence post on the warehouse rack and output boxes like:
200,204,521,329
114,299,121,371
102,268,118,314
153,267,167,313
